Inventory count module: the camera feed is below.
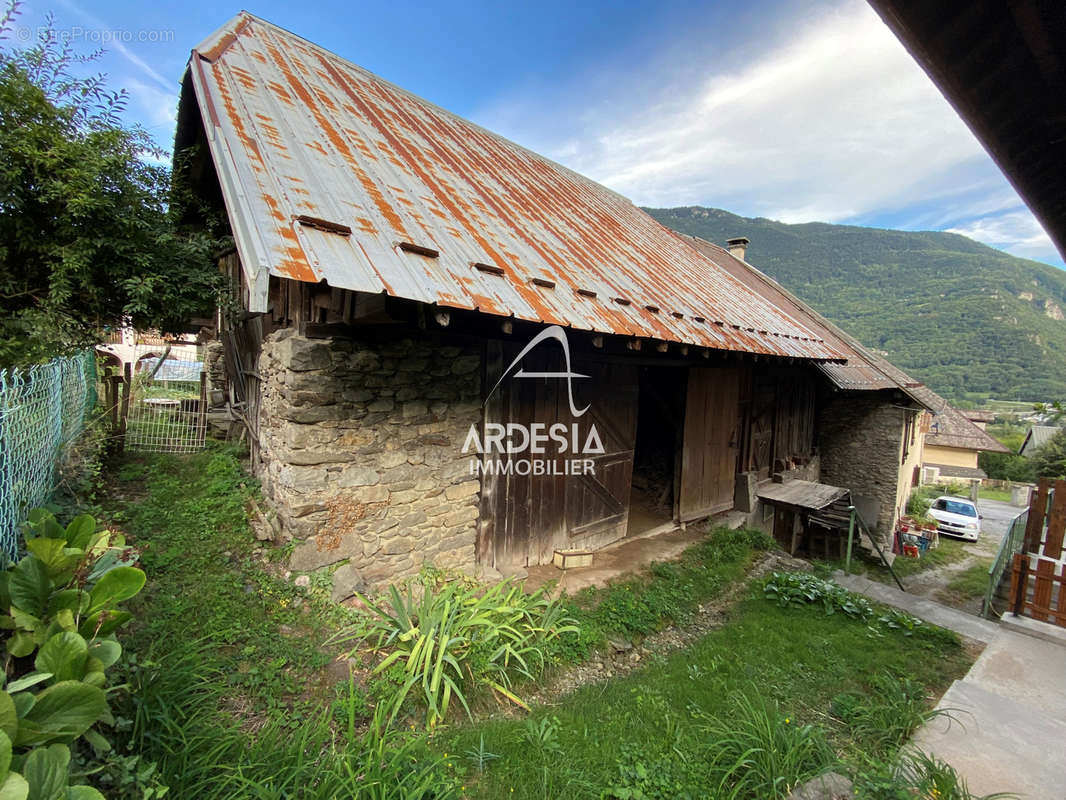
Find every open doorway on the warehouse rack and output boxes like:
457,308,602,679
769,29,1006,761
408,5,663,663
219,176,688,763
627,366,685,536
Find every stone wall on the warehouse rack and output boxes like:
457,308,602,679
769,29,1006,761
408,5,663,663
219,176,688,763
817,392,907,537
255,329,483,595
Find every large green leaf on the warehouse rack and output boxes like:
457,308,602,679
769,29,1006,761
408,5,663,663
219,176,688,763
9,610,41,635
21,543,75,584
77,611,131,640
10,693,34,721
23,512,63,542
21,744,68,800
85,641,119,671
65,788,104,800
0,772,28,800
85,568,144,616
34,635,87,684
61,517,95,551
5,633,35,660
8,561,51,619
0,694,13,743
13,683,106,747
0,728,10,783
4,675,51,694
45,593,88,620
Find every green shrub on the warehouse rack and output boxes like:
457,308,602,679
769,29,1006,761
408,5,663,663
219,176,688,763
0,509,147,799
340,575,577,729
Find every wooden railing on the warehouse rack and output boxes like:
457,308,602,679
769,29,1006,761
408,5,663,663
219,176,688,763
1008,478,1066,629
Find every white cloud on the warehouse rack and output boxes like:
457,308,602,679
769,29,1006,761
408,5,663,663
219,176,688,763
472,0,1062,265
948,211,1058,263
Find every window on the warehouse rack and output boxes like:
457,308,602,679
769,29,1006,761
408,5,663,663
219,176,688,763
935,499,977,516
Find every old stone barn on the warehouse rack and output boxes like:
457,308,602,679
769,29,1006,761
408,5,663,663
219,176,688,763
175,14,937,594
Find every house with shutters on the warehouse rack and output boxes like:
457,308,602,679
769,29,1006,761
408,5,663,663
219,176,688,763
174,13,942,596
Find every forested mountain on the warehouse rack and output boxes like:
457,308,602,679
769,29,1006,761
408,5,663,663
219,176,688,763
645,206,1066,403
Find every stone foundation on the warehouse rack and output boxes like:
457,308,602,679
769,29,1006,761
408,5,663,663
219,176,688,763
818,393,906,536
255,330,483,592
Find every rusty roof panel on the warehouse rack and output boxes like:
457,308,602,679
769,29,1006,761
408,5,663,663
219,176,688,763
185,13,847,361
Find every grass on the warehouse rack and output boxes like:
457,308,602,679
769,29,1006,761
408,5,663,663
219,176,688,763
438,592,970,799
550,527,773,660
886,536,970,579
977,487,1012,503
107,445,345,721
820,536,971,585
99,444,464,797
95,444,985,799
937,559,994,607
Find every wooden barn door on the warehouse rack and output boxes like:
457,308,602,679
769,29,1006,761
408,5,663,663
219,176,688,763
564,361,638,553
679,366,741,521
480,345,637,569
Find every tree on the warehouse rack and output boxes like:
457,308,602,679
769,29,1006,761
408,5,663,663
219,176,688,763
1031,429,1066,480
0,3,227,366
978,450,1037,483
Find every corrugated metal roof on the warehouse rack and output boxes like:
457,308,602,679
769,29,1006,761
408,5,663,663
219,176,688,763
1020,425,1061,456
180,13,847,361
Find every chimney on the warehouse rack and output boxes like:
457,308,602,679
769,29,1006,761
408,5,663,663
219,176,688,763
726,237,750,261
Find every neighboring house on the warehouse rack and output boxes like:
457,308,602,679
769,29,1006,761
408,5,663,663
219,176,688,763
173,14,945,592
913,390,1010,482
96,327,202,375
1020,426,1062,458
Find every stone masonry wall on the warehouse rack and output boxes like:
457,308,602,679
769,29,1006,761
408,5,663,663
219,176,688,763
255,329,483,594
817,392,906,538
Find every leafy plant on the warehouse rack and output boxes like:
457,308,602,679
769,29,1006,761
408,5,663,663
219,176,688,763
853,749,1017,800
692,693,834,799
832,670,944,758
0,509,146,798
762,571,955,644
341,575,577,728
464,733,500,774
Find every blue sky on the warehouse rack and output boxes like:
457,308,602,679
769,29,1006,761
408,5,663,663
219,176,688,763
7,0,1063,268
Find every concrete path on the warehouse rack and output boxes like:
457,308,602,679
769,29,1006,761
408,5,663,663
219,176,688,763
834,571,1066,799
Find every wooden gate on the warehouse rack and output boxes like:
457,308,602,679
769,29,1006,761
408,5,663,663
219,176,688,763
1008,478,1066,628
678,366,742,521
479,344,637,570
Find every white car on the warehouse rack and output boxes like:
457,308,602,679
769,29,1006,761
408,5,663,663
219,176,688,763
927,496,981,542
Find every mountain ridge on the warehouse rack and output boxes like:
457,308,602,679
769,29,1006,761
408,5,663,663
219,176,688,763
644,206,1066,403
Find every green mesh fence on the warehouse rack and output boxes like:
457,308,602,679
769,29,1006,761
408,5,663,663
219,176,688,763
0,351,97,558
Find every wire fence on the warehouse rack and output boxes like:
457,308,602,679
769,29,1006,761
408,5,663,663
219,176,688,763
0,351,96,558
984,507,1029,618
124,344,206,453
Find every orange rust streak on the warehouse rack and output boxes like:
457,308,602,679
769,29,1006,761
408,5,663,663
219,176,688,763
199,15,251,62
352,76,566,325
265,44,408,238
423,111,602,291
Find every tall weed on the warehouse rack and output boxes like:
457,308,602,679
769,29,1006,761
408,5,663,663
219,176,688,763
340,575,577,728
693,693,834,800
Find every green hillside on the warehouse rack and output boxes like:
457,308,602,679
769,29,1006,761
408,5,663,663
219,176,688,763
645,206,1066,403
